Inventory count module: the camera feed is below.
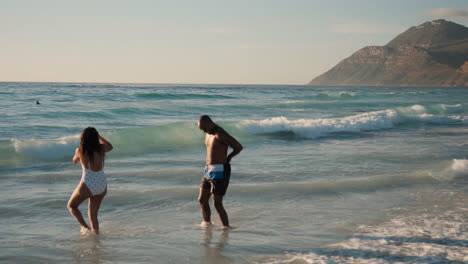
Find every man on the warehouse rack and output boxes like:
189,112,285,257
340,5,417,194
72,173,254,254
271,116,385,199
197,115,243,228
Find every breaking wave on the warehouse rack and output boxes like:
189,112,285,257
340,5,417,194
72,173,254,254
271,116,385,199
3,104,466,162
240,104,464,138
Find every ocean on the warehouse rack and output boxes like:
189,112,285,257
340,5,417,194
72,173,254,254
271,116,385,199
0,82,467,263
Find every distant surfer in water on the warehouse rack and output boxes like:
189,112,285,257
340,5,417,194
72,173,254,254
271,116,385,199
68,127,113,234
197,115,243,228
36,100,40,105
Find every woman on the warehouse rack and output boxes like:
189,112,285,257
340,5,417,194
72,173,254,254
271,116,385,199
67,127,113,234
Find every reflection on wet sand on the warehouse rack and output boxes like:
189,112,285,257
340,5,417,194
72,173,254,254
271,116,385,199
200,228,233,263
73,234,109,264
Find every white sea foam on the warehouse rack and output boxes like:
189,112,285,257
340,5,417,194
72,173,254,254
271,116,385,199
440,104,463,113
12,135,80,160
447,159,468,179
336,91,356,98
411,113,462,124
285,100,303,103
316,91,357,100
240,104,463,138
262,208,467,264
241,110,400,138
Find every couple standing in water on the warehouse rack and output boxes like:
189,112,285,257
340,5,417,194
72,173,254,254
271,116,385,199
68,115,243,234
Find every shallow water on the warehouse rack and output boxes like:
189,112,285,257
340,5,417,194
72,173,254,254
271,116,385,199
1,82,467,263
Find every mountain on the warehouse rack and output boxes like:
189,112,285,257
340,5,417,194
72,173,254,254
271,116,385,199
308,20,468,87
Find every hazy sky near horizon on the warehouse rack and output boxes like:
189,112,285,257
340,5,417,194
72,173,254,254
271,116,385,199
1,0,467,84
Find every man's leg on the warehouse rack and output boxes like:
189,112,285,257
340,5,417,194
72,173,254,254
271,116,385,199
213,194,229,227
198,187,211,223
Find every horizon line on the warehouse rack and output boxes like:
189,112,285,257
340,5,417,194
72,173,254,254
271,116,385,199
2,81,466,88
0,80,309,86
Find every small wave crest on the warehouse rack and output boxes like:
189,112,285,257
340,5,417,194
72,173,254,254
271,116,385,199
136,93,233,100
240,104,464,138
12,135,80,160
316,91,357,101
152,172,437,200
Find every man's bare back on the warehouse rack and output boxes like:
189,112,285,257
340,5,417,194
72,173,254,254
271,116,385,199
205,126,236,165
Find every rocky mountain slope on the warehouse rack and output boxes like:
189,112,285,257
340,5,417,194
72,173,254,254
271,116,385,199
308,20,468,87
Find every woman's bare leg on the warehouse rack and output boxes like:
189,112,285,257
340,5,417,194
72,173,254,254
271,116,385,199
88,188,106,234
67,182,92,230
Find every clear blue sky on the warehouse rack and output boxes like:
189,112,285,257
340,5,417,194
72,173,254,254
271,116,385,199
1,0,467,84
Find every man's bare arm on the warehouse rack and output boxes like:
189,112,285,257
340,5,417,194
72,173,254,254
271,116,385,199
218,129,243,163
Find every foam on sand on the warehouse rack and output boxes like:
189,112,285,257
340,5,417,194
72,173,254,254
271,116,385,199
269,211,467,263
260,190,468,264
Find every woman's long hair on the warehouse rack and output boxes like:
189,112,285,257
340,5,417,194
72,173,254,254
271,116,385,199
78,127,104,166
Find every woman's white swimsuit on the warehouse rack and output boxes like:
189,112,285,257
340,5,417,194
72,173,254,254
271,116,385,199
81,160,107,196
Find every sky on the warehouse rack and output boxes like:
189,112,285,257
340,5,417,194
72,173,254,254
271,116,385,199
1,0,467,84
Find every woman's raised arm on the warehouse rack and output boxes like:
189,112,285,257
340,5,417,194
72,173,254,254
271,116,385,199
72,148,80,164
98,133,113,152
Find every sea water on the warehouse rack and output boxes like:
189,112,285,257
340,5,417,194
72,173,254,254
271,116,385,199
0,82,467,263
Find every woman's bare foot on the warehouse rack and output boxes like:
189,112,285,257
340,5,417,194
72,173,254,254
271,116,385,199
200,221,212,228
80,226,91,235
